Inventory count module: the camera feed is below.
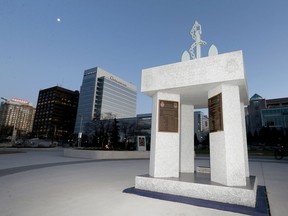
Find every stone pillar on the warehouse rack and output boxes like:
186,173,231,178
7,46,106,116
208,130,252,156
241,102,250,177
180,104,194,173
149,91,180,178
209,84,247,186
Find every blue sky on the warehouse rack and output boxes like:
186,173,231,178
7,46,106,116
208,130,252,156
1,0,288,114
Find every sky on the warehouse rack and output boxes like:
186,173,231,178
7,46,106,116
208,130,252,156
1,0,288,114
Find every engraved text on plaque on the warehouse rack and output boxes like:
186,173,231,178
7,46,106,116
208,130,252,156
158,100,178,132
208,93,223,132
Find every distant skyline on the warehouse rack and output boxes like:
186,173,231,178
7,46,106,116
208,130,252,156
1,0,288,114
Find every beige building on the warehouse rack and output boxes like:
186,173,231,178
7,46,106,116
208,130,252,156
0,98,35,136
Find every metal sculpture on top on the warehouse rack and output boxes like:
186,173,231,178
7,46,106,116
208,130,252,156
189,21,207,59
181,21,218,62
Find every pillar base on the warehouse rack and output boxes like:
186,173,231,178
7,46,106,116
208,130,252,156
135,173,258,207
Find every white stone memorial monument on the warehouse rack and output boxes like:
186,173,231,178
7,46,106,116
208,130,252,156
135,21,257,207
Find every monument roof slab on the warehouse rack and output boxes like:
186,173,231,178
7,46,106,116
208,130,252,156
141,50,248,108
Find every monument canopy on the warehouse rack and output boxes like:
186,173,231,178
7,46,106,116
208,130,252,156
141,50,249,109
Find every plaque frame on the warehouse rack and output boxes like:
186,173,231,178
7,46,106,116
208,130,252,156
208,93,223,133
158,100,179,133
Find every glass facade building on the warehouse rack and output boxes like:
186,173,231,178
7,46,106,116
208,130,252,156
261,107,288,130
246,94,288,135
74,67,137,134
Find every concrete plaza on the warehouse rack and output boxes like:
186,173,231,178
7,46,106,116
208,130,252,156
0,148,287,216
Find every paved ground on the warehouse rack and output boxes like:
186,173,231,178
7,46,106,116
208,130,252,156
0,148,287,216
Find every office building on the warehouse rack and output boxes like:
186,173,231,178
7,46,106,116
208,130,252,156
262,97,288,132
194,111,209,142
74,67,137,134
266,97,288,109
261,107,288,130
246,94,267,135
0,97,35,138
32,86,79,140
247,94,288,135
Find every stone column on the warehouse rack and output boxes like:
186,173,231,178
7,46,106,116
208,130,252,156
240,102,250,177
149,91,180,178
180,104,195,173
209,84,247,186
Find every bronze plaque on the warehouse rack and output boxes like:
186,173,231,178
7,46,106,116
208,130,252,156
158,100,178,132
208,93,223,132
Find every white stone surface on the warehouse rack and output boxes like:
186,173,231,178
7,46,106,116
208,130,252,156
208,44,218,56
180,104,194,173
181,50,190,62
140,50,252,207
135,174,258,207
241,102,250,177
209,131,227,183
209,85,247,186
149,92,180,178
141,50,248,108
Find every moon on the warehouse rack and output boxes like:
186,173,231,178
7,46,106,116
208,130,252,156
57,18,61,22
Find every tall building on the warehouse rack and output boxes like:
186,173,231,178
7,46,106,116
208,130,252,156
0,97,35,138
32,86,79,140
74,67,137,134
